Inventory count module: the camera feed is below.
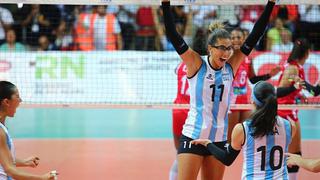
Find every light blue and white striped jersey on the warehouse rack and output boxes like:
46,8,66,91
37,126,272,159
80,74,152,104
242,116,292,180
182,56,234,142
0,123,15,180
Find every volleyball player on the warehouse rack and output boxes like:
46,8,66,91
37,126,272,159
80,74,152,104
192,81,296,180
276,38,311,180
161,0,277,179
228,28,281,142
170,61,190,180
0,81,57,180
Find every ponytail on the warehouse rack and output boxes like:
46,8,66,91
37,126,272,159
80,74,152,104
250,81,278,138
287,38,310,63
207,21,230,46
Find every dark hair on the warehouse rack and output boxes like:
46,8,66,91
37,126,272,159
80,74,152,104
0,81,16,103
231,27,245,35
207,22,231,46
250,81,278,138
192,28,208,56
287,38,310,63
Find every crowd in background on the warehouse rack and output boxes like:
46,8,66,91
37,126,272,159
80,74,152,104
0,4,319,52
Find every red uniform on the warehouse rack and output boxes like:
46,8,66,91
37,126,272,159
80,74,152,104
173,62,190,136
230,57,251,111
277,61,305,122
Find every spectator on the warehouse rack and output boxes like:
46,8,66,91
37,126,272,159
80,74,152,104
216,5,239,29
20,5,51,46
185,6,217,29
117,5,137,50
240,5,264,31
83,5,122,50
73,5,94,51
271,29,293,52
153,6,193,51
52,20,74,50
266,18,289,50
37,35,57,51
0,29,25,51
135,6,157,51
0,6,14,45
270,5,298,33
298,5,320,50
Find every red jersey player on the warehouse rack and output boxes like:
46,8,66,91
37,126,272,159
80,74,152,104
170,61,190,180
276,38,310,180
228,28,280,142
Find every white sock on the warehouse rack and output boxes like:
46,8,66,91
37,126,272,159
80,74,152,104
289,172,298,180
169,159,178,180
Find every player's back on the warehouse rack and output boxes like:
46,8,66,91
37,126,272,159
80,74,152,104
241,117,291,180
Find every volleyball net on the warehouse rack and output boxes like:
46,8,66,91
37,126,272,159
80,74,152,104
0,0,319,109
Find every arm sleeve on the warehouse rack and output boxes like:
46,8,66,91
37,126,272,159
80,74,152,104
276,85,297,98
161,1,189,55
249,74,271,84
240,1,275,55
305,81,320,96
206,143,240,166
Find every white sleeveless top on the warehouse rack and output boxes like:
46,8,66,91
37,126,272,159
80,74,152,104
241,117,291,180
0,123,15,180
182,57,234,142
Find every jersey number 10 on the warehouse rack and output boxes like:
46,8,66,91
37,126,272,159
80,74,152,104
257,145,284,171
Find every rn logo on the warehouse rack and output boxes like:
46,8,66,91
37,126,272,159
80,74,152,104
35,55,84,79
222,73,230,81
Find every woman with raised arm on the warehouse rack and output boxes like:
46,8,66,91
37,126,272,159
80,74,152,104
161,0,277,179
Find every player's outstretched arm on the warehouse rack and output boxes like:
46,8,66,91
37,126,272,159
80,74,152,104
161,0,202,78
191,124,244,166
229,0,276,73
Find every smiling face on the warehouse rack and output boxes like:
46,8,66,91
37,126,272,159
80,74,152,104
208,38,233,68
231,29,244,50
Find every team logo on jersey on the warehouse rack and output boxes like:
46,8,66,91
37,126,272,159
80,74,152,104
206,74,214,80
222,73,230,81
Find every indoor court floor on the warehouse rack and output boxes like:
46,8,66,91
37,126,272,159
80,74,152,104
7,108,320,180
